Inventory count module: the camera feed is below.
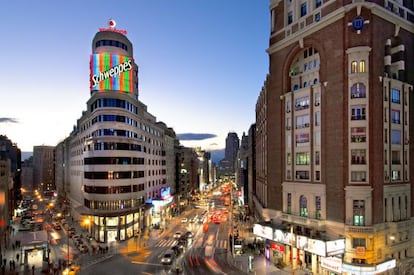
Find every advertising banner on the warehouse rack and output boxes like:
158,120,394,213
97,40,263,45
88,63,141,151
90,53,134,92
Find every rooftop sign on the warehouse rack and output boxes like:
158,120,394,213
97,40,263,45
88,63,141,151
99,19,127,35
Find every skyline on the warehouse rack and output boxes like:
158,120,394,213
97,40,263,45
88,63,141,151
0,1,269,152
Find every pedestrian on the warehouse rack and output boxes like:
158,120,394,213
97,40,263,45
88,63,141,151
16,253,19,262
9,260,12,271
32,264,35,275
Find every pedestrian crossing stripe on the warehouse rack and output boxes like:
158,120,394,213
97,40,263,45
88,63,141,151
216,240,227,249
155,239,177,247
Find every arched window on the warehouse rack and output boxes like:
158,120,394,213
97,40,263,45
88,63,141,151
351,83,366,98
351,61,358,73
359,60,366,73
299,195,308,217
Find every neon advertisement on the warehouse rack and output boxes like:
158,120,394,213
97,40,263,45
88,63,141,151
90,53,133,92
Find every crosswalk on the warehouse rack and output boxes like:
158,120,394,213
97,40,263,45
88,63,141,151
154,238,228,250
215,240,227,249
154,239,177,247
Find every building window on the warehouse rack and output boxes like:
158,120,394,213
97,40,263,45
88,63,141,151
315,151,320,165
300,195,308,217
351,83,366,98
315,0,322,8
296,170,310,180
300,2,307,17
351,149,366,165
314,12,321,22
351,171,366,182
295,96,310,111
287,153,292,165
352,238,366,248
391,170,401,181
315,196,321,219
391,110,400,124
351,127,366,143
391,130,401,144
286,117,291,129
359,60,366,72
392,151,401,164
353,200,365,226
351,61,358,73
286,100,291,112
296,152,310,165
288,11,293,24
296,133,310,147
351,106,366,120
314,92,320,106
287,193,292,214
296,114,310,128
315,170,320,180
391,88,400,104
315,112,321,126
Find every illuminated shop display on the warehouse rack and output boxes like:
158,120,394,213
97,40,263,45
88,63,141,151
90,53,133,92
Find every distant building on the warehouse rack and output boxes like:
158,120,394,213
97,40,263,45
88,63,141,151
0,135,21,212
218,132,240,177
33,146,55,193
175,146,198,212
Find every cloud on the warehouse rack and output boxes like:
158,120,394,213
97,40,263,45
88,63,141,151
0,117,19,123
177,133,217,141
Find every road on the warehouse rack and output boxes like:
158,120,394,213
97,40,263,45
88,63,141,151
75,188,246,275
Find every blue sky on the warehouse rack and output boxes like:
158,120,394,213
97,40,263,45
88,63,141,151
0,1,269,152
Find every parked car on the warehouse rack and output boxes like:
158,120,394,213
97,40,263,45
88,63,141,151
181,217,188,223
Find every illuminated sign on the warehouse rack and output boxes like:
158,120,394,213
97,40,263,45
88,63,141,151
321,257,342,273
305,238,326,257
274,229,295,245
90,53,134,92
296,235,308,249
326,239,345,256
253,224,273,240
99,19,127,35
270,242,285,253
160,187,171,200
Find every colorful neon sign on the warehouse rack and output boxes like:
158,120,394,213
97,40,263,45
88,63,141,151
90,53,134,92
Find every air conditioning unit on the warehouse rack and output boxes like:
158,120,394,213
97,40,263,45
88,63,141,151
315,102,320,106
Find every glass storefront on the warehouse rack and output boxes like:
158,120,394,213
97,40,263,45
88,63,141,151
88,209,146,243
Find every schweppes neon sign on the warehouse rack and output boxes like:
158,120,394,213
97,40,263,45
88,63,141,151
92,59,132,86
90,53,134,92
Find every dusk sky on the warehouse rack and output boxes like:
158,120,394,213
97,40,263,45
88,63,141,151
0,1,269,152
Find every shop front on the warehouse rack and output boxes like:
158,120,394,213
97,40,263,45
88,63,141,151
253,222,346,274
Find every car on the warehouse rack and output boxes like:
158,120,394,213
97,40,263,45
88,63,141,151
181,217,188,223
177,238,187,249
184,231,193,239
53,223,61,230
173,231,182,239
62,265,80,275
161,251,175,265
171,245,182,256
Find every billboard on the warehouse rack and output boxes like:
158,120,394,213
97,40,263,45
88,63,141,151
90,53,134,92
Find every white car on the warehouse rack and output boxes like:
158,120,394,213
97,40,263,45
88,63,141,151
161,251,175,265
173,231,182,239
181,217,188,223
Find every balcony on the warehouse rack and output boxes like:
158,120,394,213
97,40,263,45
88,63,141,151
345,225,374,234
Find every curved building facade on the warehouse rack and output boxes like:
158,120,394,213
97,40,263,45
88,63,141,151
67,23,169,243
